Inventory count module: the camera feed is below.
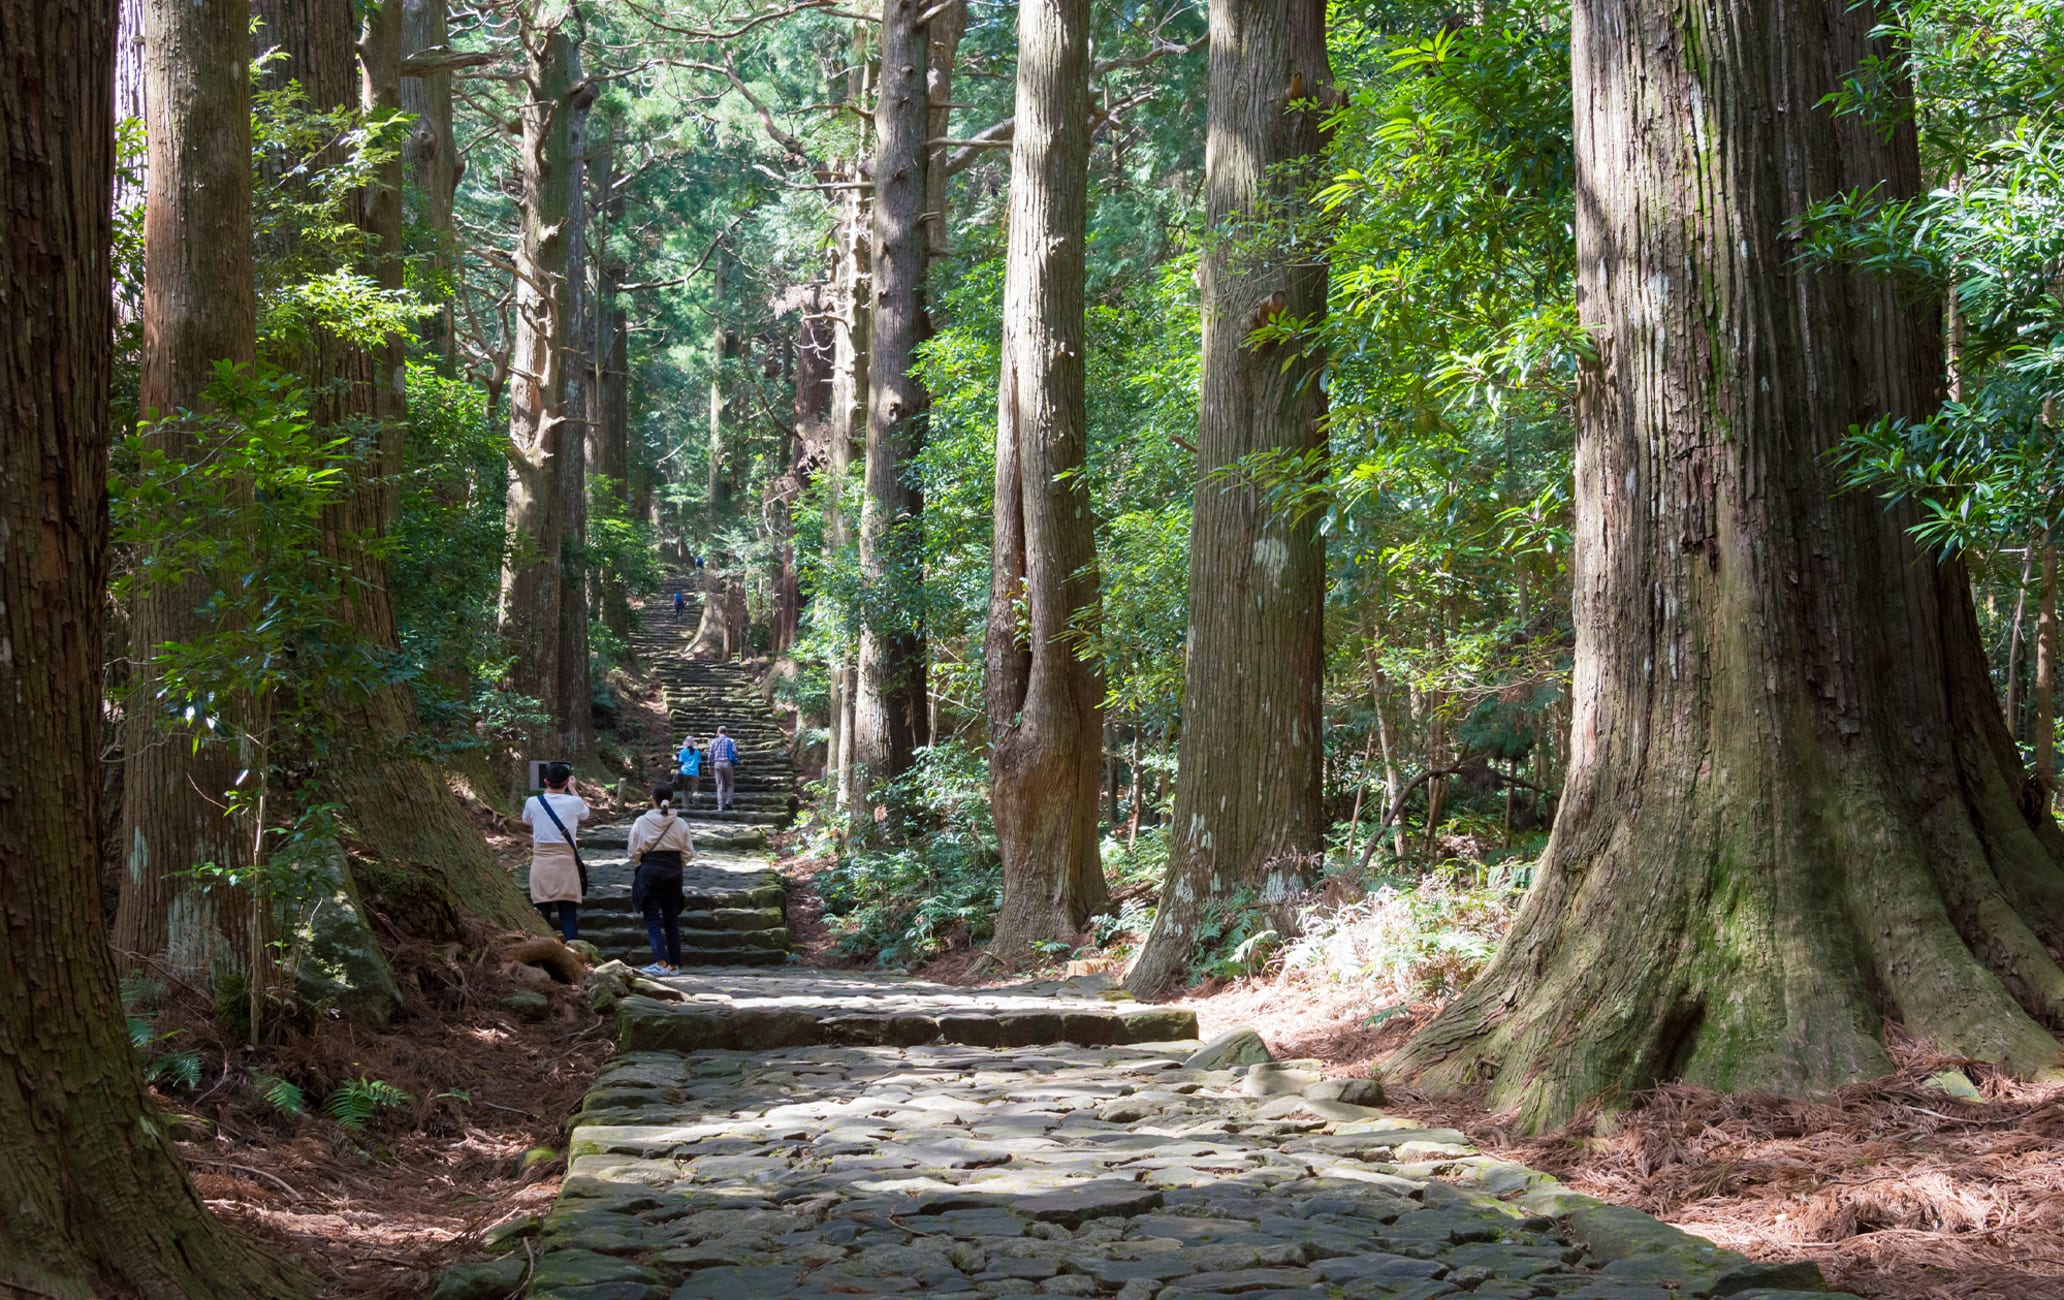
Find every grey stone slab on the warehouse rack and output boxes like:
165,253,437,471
1016,1181,1165,1227
668,1265,803,1297
1313,1254,1448,1282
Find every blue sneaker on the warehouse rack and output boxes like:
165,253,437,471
639,963,672,977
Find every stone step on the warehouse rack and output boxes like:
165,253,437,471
579,923,791,953
580,896,785,926
582,883,786,913
615,993,1196,1053
579,824,771,851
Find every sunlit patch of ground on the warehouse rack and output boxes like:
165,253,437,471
1182,967,2064,1300
165,940,609,1298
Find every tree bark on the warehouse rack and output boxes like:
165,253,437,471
116,0,263,985
597,289,634,647
2038,540,2056,797
1125,0,1331,995
247,0,539,939
828,162,870,812
556,61,596,759
986,0,1109,957
854,0,935,801
0,2,303,1291
925,0,967,259
782,283,835,657
2007,541,2033,733
825,20,874,816
1389,0,2064,1131
497,23,580,780
401,0,459,362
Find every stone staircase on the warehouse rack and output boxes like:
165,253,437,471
527,579,800,969
628,582,799,829
545,839,791,969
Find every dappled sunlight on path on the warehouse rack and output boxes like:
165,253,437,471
454,963,1853,1300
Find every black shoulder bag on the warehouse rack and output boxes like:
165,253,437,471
633,818,687,912
533,794,588,894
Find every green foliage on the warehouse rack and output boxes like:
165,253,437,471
255,1074,308,1117
1279,867,1526,1004
817,838,1001,969
1806,1,2064,555
324,1076,413,1129
392,365,512,749
113,362,384,868
1187,893,1282,982
122,977,202,1093
814,742,1001,968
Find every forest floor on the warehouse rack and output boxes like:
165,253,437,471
153,667,691,1296
1181,980,2064,1300
163,913,610,1299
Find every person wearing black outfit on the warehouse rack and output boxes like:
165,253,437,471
626,783,695,975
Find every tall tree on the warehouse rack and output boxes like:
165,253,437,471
556,60,597,758
0,1,301,1291
116,0,264,983
826,22,874,814
590,125,635,647
853,0,934,797
1389,0,2064,1131
1126,0,1332,995
986,0,1109,955
497,16,582,774
401,0,460,362
781,282,835,657
250,0,540,939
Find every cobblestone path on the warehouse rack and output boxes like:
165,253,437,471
442,954,1855,1300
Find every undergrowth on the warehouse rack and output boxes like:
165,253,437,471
1277,862,1527,1003
812,741,1003,968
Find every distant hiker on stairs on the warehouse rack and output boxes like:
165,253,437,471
709,726,738,811
677,734,704,805
628,784,696,975
522,762,590,942
672,589,686,620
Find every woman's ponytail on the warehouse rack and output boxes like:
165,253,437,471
651,783,676,815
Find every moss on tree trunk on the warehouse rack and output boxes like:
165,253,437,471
1387,0,2064,1131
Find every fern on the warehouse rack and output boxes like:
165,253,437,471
324,1076,411,1129
146,1049,202,1092
255,1074,306,1117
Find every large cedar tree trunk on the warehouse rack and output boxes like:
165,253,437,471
827,149,871,813
0,4,302,1291
853,0,934,798
251,0,539,938
987,0,1110,956
555,68,596,758
1125,0,1331,995
497,25,579,778
116,0,263,983
401,0,460,362
1388,0,2064,1131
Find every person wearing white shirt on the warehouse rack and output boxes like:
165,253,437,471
520,762,591,941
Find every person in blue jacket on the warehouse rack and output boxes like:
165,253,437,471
676,735,704,804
